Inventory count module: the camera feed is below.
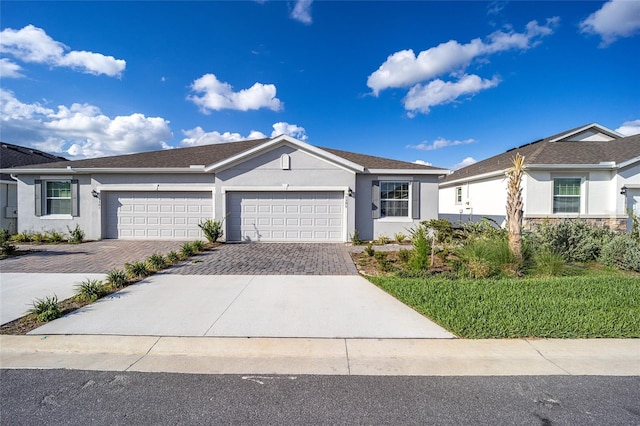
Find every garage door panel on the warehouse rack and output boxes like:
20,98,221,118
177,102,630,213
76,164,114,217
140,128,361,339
227,191,343,242
105,191,211,240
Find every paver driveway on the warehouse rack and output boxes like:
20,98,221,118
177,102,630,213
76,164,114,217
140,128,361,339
173,243,358,275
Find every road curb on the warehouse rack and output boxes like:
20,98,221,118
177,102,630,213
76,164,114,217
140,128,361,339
2,335,638,376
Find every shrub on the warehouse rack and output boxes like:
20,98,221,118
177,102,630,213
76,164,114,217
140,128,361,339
397,248,410,263
147,253,166,271
423,219,455,243
31,232,49,244
374,251,394,272
106,269,127,288
166,251,181,264
461,217,507,241
394,233,406,244
191,240,205,252
28,295,62,322
599,233,640,272
180,242,196,258
67,224,85,244
377,234,391,245
0,228,17,255
456,237,518,278
364,244,375,256
48,230,65,243
75,279,107,303
125,261,150,278
408,228,431,272
11,231,31,243
534,220,613,263
198,218,224,243
350,229,363,246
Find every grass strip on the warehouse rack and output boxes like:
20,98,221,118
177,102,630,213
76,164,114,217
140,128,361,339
369,274,640,338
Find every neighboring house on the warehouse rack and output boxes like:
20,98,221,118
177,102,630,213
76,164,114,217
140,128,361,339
2,135,448,242
0,143,67,233
439,123,640,232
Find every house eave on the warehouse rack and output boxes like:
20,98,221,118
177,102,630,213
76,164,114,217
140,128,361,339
525,163,618,170
548,123,624,142
1,167,208,174
367,168,449,175
440,169,506,187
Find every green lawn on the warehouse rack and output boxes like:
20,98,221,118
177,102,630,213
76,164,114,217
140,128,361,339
369,272,640,338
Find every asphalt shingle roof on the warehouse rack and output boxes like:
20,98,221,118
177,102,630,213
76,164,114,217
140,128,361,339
1,142,67,181
441,126,640,184
6,138,447,173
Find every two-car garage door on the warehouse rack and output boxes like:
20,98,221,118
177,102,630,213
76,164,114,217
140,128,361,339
104,191,212,239
227,191,344,242
104,190,344,242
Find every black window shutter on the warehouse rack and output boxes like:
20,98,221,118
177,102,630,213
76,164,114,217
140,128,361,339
35,180,42,216
71,179,79,217
371,180,380,219
411,181,420,219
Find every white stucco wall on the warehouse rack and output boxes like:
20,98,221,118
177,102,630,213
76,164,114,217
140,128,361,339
439,176,508,225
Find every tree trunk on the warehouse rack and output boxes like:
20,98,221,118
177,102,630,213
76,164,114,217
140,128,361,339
506,154,525,263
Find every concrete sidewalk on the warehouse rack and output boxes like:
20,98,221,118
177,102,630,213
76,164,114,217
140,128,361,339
1,335,638,376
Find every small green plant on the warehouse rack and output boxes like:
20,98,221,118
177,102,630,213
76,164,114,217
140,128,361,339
374,251,395,272
394,232,406,244
125,261,151,278
377,234,391,245
48,230,65,243
11,231,31,243
408,228,431,272
166,251,181,264
180,242,196,258
364,244,375,256
0,228,17,255
398,248,410,263
350,229,363,246
67,224,85,244
28,295,62,322
533,248,566,276
191,240,205,252
106,269,127,288
75,279,107,303
198,218,224,243
31,232,49,244
455,237,518,279
146,253,166,271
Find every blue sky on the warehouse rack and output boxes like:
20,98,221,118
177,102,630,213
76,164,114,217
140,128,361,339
1,1,639,170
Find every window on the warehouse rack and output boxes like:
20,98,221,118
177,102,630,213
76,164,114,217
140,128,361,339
35,179,79,217
553,178,581,213
46,181,72,214
380,181,409,217
455,186,463,204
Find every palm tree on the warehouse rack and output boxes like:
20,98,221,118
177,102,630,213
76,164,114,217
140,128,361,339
506,153,525,262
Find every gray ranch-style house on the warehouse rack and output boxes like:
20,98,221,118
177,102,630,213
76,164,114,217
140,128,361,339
3,135,448,242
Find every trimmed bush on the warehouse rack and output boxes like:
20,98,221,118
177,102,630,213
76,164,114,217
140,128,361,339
534,220,614,263
599,233,640,272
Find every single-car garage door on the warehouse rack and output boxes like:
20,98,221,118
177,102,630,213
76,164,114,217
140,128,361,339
227,191,344,242
104,191,212,239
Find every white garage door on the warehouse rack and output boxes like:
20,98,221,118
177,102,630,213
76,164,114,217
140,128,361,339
227,191,344,242
105,191,212,239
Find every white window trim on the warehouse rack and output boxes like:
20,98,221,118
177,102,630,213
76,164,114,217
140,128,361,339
455,186,463,205
379,180,412,220
44,179,72,216
551,175,586,215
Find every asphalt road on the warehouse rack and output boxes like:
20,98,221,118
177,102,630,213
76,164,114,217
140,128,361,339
1,370,638,425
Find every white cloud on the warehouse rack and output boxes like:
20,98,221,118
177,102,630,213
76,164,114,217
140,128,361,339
367,18,558,95
179,127,267,147
271,121,308,140
580,0,640,46
403,74,500,115
407,137,476,151
452,157,477,170
0,58,24,78
0,25,126,77
179,121,308,147
616,119,640,136
291,0,313,24
0,89,171,159
188,73,282,113
413,160,432,166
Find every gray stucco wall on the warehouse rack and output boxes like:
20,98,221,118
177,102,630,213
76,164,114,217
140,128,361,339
1,181,18,233
355,174,440,241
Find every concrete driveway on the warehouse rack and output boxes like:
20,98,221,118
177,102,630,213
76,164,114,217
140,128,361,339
3,241,454,338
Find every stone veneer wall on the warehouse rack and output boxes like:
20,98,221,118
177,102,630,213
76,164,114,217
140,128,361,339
524,217,628,233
